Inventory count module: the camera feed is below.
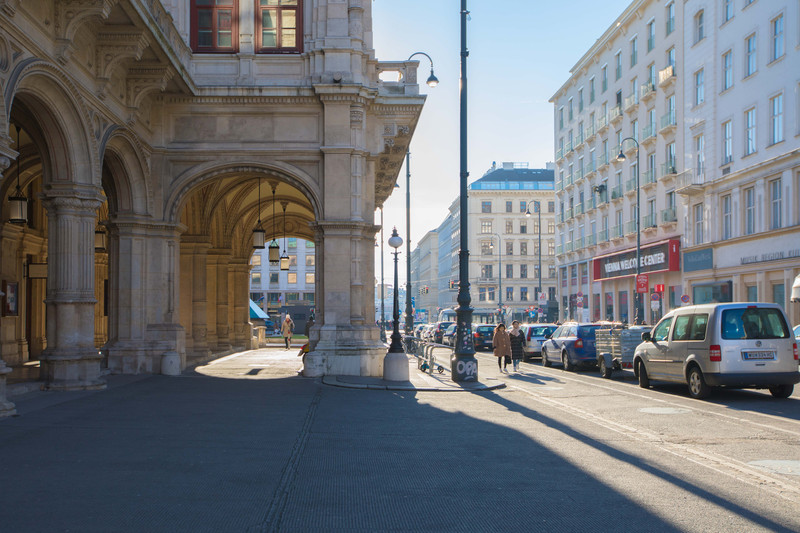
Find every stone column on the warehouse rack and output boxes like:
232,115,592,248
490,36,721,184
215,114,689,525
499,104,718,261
230,259,251,348
214,252,232,351
40,194,105,390
189,239,211,362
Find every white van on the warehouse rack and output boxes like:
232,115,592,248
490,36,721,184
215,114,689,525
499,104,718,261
634,303,799,399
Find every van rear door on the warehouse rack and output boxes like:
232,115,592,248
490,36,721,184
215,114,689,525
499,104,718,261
719,306,796,375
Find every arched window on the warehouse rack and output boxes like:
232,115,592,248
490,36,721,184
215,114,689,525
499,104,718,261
191,0,238,53
256,0,303,53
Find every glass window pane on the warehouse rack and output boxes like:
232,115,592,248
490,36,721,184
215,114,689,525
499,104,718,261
216,0,233,5
198,10,212,28
281,30,296,47
261,0,280,5
283,11,296,28
217,31,232,47
198,30,212,47
195,0,212,4
218,11,231,30
262,30,277,47
262,11,276,29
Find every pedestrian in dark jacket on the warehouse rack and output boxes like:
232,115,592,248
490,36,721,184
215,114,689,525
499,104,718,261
508,320,526,372
492,323,511,373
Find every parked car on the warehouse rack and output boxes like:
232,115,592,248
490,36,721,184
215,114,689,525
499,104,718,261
422,324,436,342
473,324,497,351
541,323,603,371
520,324,558,360
442,324,457,346
634,303,800,399
794,324,800,339
413,324,426,338
431,321,455,344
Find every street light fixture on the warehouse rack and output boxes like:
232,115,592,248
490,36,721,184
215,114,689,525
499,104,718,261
452,0,478,382
616,137,642,324
525,200,543,322
404,52,439,336
384,227,409,381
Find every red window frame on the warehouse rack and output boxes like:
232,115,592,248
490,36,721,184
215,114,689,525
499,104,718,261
255,0,303,54
191,0,239,53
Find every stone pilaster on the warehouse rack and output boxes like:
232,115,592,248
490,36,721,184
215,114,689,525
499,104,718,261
189,240,211,362
40,194,105,391
230,260,251,349
213,252,232,351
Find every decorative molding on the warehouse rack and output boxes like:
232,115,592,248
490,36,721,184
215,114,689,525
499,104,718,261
126,64,173,109
54,0,119,64
0,0,21,17
95,28,149,95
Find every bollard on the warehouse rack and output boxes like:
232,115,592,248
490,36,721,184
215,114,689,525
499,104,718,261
161,351,181,376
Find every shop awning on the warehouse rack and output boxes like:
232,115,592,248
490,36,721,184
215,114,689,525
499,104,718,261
792,273,800,302
249,299,270,320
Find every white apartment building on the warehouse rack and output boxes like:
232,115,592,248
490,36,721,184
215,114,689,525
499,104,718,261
551,0,799,326
409,230,439,322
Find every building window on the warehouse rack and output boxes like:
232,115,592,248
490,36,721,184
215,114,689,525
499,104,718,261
666,47,675,68
647,20,655,51
695,134,704,177
520,242,527,256
481,265,493,279
568,98,574,121
589,78,595,103
723,0,733,22
601,65,608,92
695,69,704,105
506,241,514,255
506,264,513,279
481,221,492,234
747,285,757,301
745,34,756,77
287,237,297,249
305,273,315,284
666,2,675,35
251,271,261,284
506,287,514,302
548,201,555,213
722,120,733,163
256,0,302,53
305,254,315,266
744,187,755,235
694,203,704,245
578,88,584,112
191,0,238,52
695,10,705,43
772,15,784,61
251,254,262,266
722,194,732,240
520,222,527,234
521,287,528,301
481,201,492,213
520,264,528,279
770,178,782,230
520,201,527,213
503,200,511,213
744,108,756,156
770,94,784,144
615,51,622,80
270,273,279,284
481,241,492,255
505,220,513,234
288,254,297,267
630,37,638,67
722,51,733,90
548,222,555,234
559,107,564,129
288,272,297,284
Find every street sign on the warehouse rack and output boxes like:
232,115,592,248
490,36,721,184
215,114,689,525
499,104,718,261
650,300,660,311
655,284,665,292
681,294,691,304
538,294,547,306
576,296,584,304
636,273,649,293
651,292,660,301
576,291,584,298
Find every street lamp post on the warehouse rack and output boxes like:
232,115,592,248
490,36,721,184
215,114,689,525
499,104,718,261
452,0,477,382
404,52,438,336
384,227,409,381
490,233,503,324
380,207,386,342
525,200,542,322
616,137,642,325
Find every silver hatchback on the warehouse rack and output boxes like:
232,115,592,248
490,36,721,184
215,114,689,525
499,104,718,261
634,303,799,399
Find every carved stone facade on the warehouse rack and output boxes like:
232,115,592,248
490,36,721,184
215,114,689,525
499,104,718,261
0,0,423,405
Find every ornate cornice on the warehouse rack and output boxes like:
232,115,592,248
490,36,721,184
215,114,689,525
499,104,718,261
54,0,119,64
155,95,319,106
126,64,173,109
95,28,149,95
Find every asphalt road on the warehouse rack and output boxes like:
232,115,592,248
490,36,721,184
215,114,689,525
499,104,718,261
3,346,800,532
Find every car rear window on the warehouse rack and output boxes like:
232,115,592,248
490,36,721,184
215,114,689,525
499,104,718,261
577,326,601,339
477,326,494,334
529,326,556,337
721,308,790,340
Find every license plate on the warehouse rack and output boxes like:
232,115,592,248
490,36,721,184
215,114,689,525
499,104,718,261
742,351,776,360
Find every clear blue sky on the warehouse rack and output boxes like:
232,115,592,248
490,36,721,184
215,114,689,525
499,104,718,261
372,0,632,284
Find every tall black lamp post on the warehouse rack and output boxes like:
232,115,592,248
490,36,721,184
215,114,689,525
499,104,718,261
525,200,543,322
384,227,409,381
616,137,641,325
404,52,439,335
452,0,478,382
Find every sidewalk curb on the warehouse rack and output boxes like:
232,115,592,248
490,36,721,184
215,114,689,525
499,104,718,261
321,375,506,392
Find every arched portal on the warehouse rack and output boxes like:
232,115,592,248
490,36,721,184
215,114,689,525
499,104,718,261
172,166,318,365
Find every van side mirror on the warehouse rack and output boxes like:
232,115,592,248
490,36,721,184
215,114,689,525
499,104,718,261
641,331,652,342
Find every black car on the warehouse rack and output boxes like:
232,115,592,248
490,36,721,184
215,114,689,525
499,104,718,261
473,324,497,351
442,324,457,346
432,321,455,344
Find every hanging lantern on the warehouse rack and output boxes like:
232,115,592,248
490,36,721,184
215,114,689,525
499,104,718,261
94,225,107,253
268,184,279,265
8,125,27,225
252,176,265,249
280,201,289,271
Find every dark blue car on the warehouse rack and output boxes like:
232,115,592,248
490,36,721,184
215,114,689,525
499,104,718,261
541,323,603,371
472,324,497,351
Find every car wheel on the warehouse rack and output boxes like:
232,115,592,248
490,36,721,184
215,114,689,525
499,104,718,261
599,358,612,379
637,360,650,389
542,348,551,367
687,366,710,399
769,384,794,399
562,351,574,372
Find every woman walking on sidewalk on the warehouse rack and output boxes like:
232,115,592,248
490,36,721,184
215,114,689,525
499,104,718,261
509,320,526,373
281,314,295,349
492,323,511,373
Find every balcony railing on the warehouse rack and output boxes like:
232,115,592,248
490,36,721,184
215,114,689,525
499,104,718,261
587,233,597,246
575,131,585,147
556,147,565,160
565,207,574,220
556,244,564,255
611,224,623,239
598,229,609,242
597,152,609,168
660,161,677,177
611,145,621,160
658,64,676,87
585,122,595,139
611,185,623,199
661,207,677,223
597,114,609,131
565,174,574,186
585,161,596,176
660,111,676,132
623,93,638,112
643,168,656,185
676,168,707,195
574,202,584,216
566,241,574,252
587,196,597,210
555,179,563,190
625,220,637,235
609,105,623,122
640,81,656,100
625,177,637,192
641,123,657,142
574,237,584,250
575,167,585,182
643,213,657,228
